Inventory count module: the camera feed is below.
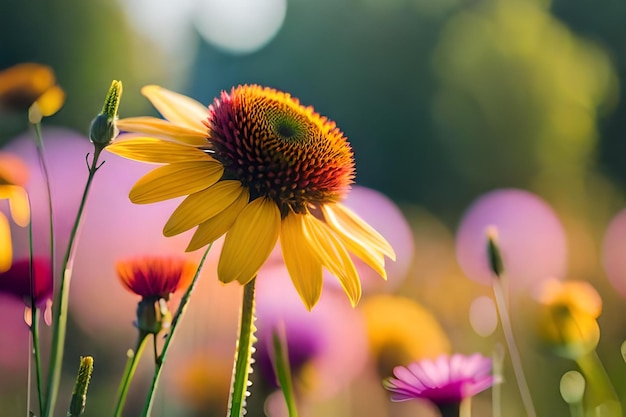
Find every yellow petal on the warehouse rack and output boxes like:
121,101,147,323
164,180,245,236
186,187,250,252
218,197,280,285
280,212,323,310
0,63,55,98
34,85,65,116
303,214,361,307
129,161,223,204
338,234,387,280
116,117,209,146
7,186,30,227
0,213,11,273
322,203,396,260
141,85,208,131
107,137,215,163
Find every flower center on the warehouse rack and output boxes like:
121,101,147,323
208,85,355,216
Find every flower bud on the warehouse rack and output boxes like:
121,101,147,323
89,80,122,147
68,356,94,417
535,279,602,359
136,297,172,336
486,226,504,278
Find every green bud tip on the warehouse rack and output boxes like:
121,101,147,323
486,226,505,278
89,80,123,146
68,356,94,417
102,80,123,119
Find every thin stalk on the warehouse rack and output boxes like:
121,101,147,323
32,122,55,296
31,307,44,415
113,334,149,417
272,326,298,417
491,343,504,417
568,402,584,417
140,244,212,417
492,278,536,417
227,278,257,417
437,402,461,417
460,397,472,417
27,330,32,417
26,196,44,416
575,351,621,417
44,147,104,417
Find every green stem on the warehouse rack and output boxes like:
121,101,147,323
228,278,257,417
575,351,621,417
26,196,44,416
272,326,298,417
492,278,536,417
437,402,461,417
44,147,104,417
32,122,55,294
31,306,44,415
568,402,584,417
114,334,149,417
140,244,212,417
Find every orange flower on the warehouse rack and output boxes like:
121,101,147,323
116,256,196,299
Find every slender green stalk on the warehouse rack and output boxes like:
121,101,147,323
44,146,104,417
492,278,536,417
460,397,472,417
491,344,504,417
576,351,621,416
31,122,55,295
140,244,212,417
114,335,149,417
272,326,299,417
26,196,44,416
227,278,257,417
437,402,461,417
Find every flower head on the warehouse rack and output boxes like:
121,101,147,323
0,257,53,307
116,256,195,299
0,63,65,123
383,353,498,406
534,279,602,359
107,85,395,309
116,256,196,335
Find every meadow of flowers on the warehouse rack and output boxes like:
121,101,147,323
2,1,626,417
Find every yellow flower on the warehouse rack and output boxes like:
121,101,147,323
0,63,65,123
361,295,451,376
107,85,395,309
0,153,31,272
535,279,602,359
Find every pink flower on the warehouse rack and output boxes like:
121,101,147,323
383,353,498,405
0,257,52,307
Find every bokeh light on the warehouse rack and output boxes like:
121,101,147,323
456,188,567,291
602,208,626,298
469,295,498,337
193,0,287,55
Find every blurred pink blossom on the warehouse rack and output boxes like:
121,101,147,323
255,265,369,400
456,189,567,291
602,208,626,298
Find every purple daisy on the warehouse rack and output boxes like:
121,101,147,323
383,353,498,406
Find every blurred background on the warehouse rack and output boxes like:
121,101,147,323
2,0,626,415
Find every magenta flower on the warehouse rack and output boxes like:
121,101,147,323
383,353,498,415
0,257,52,307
